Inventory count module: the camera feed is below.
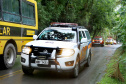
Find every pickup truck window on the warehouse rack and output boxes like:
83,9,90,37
38,29,77,42
85,31,91,40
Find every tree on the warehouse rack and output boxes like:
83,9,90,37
36,0,117,38
114,0,126,48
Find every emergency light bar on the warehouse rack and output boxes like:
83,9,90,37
51,22,78,27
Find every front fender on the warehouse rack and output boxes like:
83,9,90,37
73,47,80,65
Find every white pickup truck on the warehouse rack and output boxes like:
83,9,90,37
21,22,92,77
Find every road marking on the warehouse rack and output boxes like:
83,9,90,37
0,70,22,80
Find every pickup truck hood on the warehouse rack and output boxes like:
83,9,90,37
26,40,77,49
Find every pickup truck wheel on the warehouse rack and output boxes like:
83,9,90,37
72,57,80,78
86,53,91,67
0,43,16,69
22,66,34,75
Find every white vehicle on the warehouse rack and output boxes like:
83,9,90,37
21,22,92,77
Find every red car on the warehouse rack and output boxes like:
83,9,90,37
92,36,104,47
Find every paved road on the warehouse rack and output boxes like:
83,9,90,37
0,44,122,84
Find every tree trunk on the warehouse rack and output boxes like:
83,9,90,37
110,61,124,82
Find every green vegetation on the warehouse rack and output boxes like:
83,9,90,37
35,0,117,38
98,47,126,84
113,0,126,48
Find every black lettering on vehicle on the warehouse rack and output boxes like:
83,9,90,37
2,27,10,35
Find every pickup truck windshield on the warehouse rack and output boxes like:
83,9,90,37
38,29,76,42
107,39,112,41
94,38,102,40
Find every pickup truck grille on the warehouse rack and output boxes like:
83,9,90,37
32,47,53,57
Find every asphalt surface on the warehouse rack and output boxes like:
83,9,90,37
0,44,122,84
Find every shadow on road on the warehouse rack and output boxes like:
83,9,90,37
21,65,88,80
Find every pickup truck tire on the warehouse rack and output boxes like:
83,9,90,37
86,52,91,67
22,66,34,75
0,43,16,69
72,57,80,78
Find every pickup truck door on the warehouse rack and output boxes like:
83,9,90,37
79,31,87,63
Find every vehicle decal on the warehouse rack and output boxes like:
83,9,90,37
88,42,92,49
81,41,91,58
0,25,37,37
83,46,87,56
87,41,92,49
85,41,92,58
88,41,92,45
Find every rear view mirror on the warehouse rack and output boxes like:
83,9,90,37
33,35,38,40
81,38,87,43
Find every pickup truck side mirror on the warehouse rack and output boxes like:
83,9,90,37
33,35,38,40
81,38,87,43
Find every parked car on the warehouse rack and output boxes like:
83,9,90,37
113,40,117,44
106,38,114,45
21,22,92,78
92,36,104,47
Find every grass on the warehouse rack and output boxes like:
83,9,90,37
98,47,126,84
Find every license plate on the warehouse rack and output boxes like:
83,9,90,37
94,43,100,44
35,60,49,65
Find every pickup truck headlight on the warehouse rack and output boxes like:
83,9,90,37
57,49,75,57
22,46,32,54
